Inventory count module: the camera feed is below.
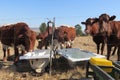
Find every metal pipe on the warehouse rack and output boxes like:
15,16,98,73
49,17,55,76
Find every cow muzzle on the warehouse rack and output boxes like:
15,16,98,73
85,30,90,34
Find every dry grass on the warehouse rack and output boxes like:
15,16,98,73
0,36,118,80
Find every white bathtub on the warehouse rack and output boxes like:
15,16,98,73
57,48,105,66
19,49,53,73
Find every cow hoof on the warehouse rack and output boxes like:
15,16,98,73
3,57,8,62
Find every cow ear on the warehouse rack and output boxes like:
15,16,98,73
81,22,86,24
94,18,99,21
92,18,99,24
109,15,116,21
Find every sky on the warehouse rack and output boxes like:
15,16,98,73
0,0,120,31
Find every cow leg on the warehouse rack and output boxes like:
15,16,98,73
117,47,120,61
60,43,64,49
45,44,48,49
45,42,48,49
7,48,10,58
66,41,71,48
21,50,25,55
14,47,19,65
3,48,7,62
2,45,10,62
101,43,105,55
6,48,12,61
97,44,100,54
111,46,117,56
107,44,112,60
69,41,73,48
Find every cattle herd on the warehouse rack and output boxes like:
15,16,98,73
0,22,76,65
82,13,120,61
36,26,76,49
0,13,120,67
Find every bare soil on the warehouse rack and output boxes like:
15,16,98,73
0,36,118,80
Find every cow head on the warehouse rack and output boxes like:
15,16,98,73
36,33,48,49
29,30,36,51
37,40,45,49
37,27,53,40
98,13,116,34
81,18,99,35
17,30,36,54
37,33,46,40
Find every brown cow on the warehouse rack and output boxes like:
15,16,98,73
37,27,60,49
0,22,36,64
81,18,106,55
36,27,53,49
55,25,76,48
97,13,120,60
36,27,53,40
85,14,118,60
81,18,117,55
37,26,76,49
2,30,36,62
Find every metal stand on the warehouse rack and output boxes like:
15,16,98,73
47,18,55,76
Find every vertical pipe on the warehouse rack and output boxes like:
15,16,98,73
49,17,55,76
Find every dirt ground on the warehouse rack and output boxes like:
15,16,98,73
0,36,118,80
